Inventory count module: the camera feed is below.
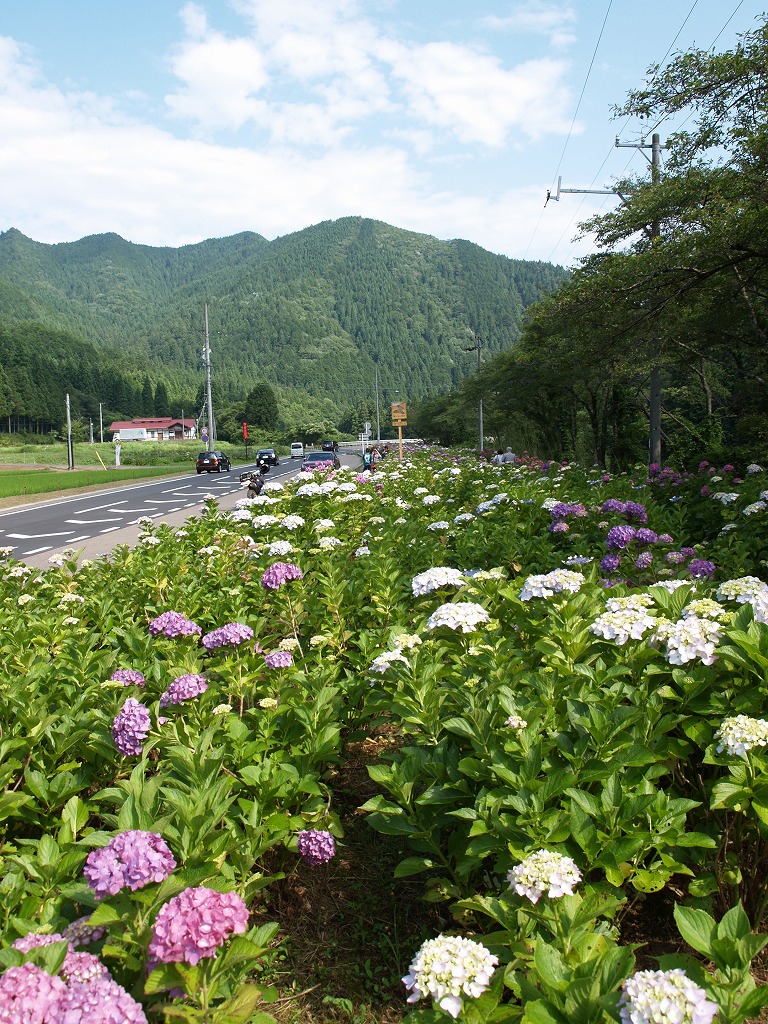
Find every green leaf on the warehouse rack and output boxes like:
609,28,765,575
674,905,716,957
144,963,186,995
394,856,435,878
522,999,570,1024
216,984,276,1024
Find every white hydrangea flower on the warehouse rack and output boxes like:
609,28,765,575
262,481,283,492
391,632,422,650
343,492,373,502
394,517,408,525
475,500,496,515
747,464,763,474
0,545,14,558
370,650,410,673
314,519,336,532
413,487,429,495
541,497,560,510
197,545,217,556
426,602,490,633
337,482,358,493
412,567,466,596
8,566,31,578
296,482,323,497
355,545,371,557
682,598,726,620
652,615,722,665
279,637,300,651
507,849,582,903
590,605,657,645
422,494,441,505
403,934,498,1019
505,714,527,730
651,579,693,593
743,501,767,516
711,492,740,504
454,512,475,524
212,703,233,716
318,480,338,494
229,509,254,522
619,969,718,1024
18,594,34,606
317,535,343,550
369,516,386,525
427,520,451,531
519,570,585,601
716,576,768,603
251,515,280,529
714,715,768,757
280,515,306,530
267,540,294,556
396,497,413,509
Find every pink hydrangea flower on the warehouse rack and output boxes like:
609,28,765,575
0,962,66,1023
84,830,176,900
148,886,249,967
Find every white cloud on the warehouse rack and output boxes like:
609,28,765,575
484,2,578,49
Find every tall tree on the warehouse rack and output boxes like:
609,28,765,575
245,383,279,431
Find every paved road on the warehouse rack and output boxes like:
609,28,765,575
2,458,309,568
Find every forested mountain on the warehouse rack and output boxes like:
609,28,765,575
0,218,568,435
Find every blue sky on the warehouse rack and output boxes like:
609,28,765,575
0,0,757,267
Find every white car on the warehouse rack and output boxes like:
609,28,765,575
290,442,304,459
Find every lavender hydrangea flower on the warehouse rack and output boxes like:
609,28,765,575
84,831,176,899
687,559,715,580
112,698,151,756
62,916,107,947
110,669,146,687
202,622,254,650
0,962,66,1022
148,610,202,638
265,650,293,669
619,968,717,1024
58,976,148,1023
635,551,653,570
606,525,637,550
601,499,626,514
403,934,498,1019
297,829,336,865
261,562,304,589
635,528,659,545
623,501,648,523
507,849,582,903
147,887,249,966
159,673,208,708
600,553,622,574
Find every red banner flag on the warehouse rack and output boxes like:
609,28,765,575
243,422,249,440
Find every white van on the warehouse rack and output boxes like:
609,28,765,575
290,442,304,459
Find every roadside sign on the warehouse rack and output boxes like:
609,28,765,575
201,427,209,442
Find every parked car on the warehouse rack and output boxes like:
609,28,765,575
290,442,305,459
256,448,280,466
321,439,339,452
196,450,231,473
301,451,341,471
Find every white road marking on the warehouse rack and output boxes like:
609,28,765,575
100,527,122,534
65,517,124,524
7,531,75,539
22,546,53,554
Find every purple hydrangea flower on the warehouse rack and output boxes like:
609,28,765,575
600,553,622,574
62,916,107,947
265,650,293,669
606,525,637,550
658,533,674,544
110,669,146,687
688,559,716,580
297,829,336,866
261,562,304,590
202,623,254,650
147,887,249,967
601,499,626,514
635,528,659,545
0,962,66,1021
635,551,654,570
623,501,648,523
112,698,151,757
60,950,110,985
84,831,176,900
666,551,686,565
148,611,202,638
159,673,208,708
548,521,569,533
58,976,148,1023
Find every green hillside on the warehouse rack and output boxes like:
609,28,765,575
0,218,568,433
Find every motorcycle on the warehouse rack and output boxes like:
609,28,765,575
240,461,270,498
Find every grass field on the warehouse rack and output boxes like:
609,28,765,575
0,465,185,499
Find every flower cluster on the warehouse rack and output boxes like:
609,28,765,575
519,569,584,601
0,962,67,1023
159,673,208,708
110,669,146,687
58,976,148,1023
717,576,768,604
261,561,304,589
590,595,657,645
370,649,410,673
265,650,293,669
403,934,498,1019
84,830,176,899
411,567,466,596
714,715,768,757
112,698,151,756
687,559,716,580
148,611,202,638
618,969,718,1024
652,615,722,666
62,916,106,947
147,886,249,966
426,602,491,633
202,622,254,650
297,829,336,865
507,849,582,903
0,960,148,1024
606,525,637,550
505,714,527,730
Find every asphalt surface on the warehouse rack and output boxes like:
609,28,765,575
3,458,316,569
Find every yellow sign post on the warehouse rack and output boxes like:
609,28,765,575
391,402,407,460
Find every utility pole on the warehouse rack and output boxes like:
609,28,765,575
373,355,381,442
99,402,103,443
616,133,663,468
204,304,215,452
463,334,483,455
65,393,74,470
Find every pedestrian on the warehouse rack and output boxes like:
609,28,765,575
363,448,374,470
493,449,504,465
502,447,517,463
